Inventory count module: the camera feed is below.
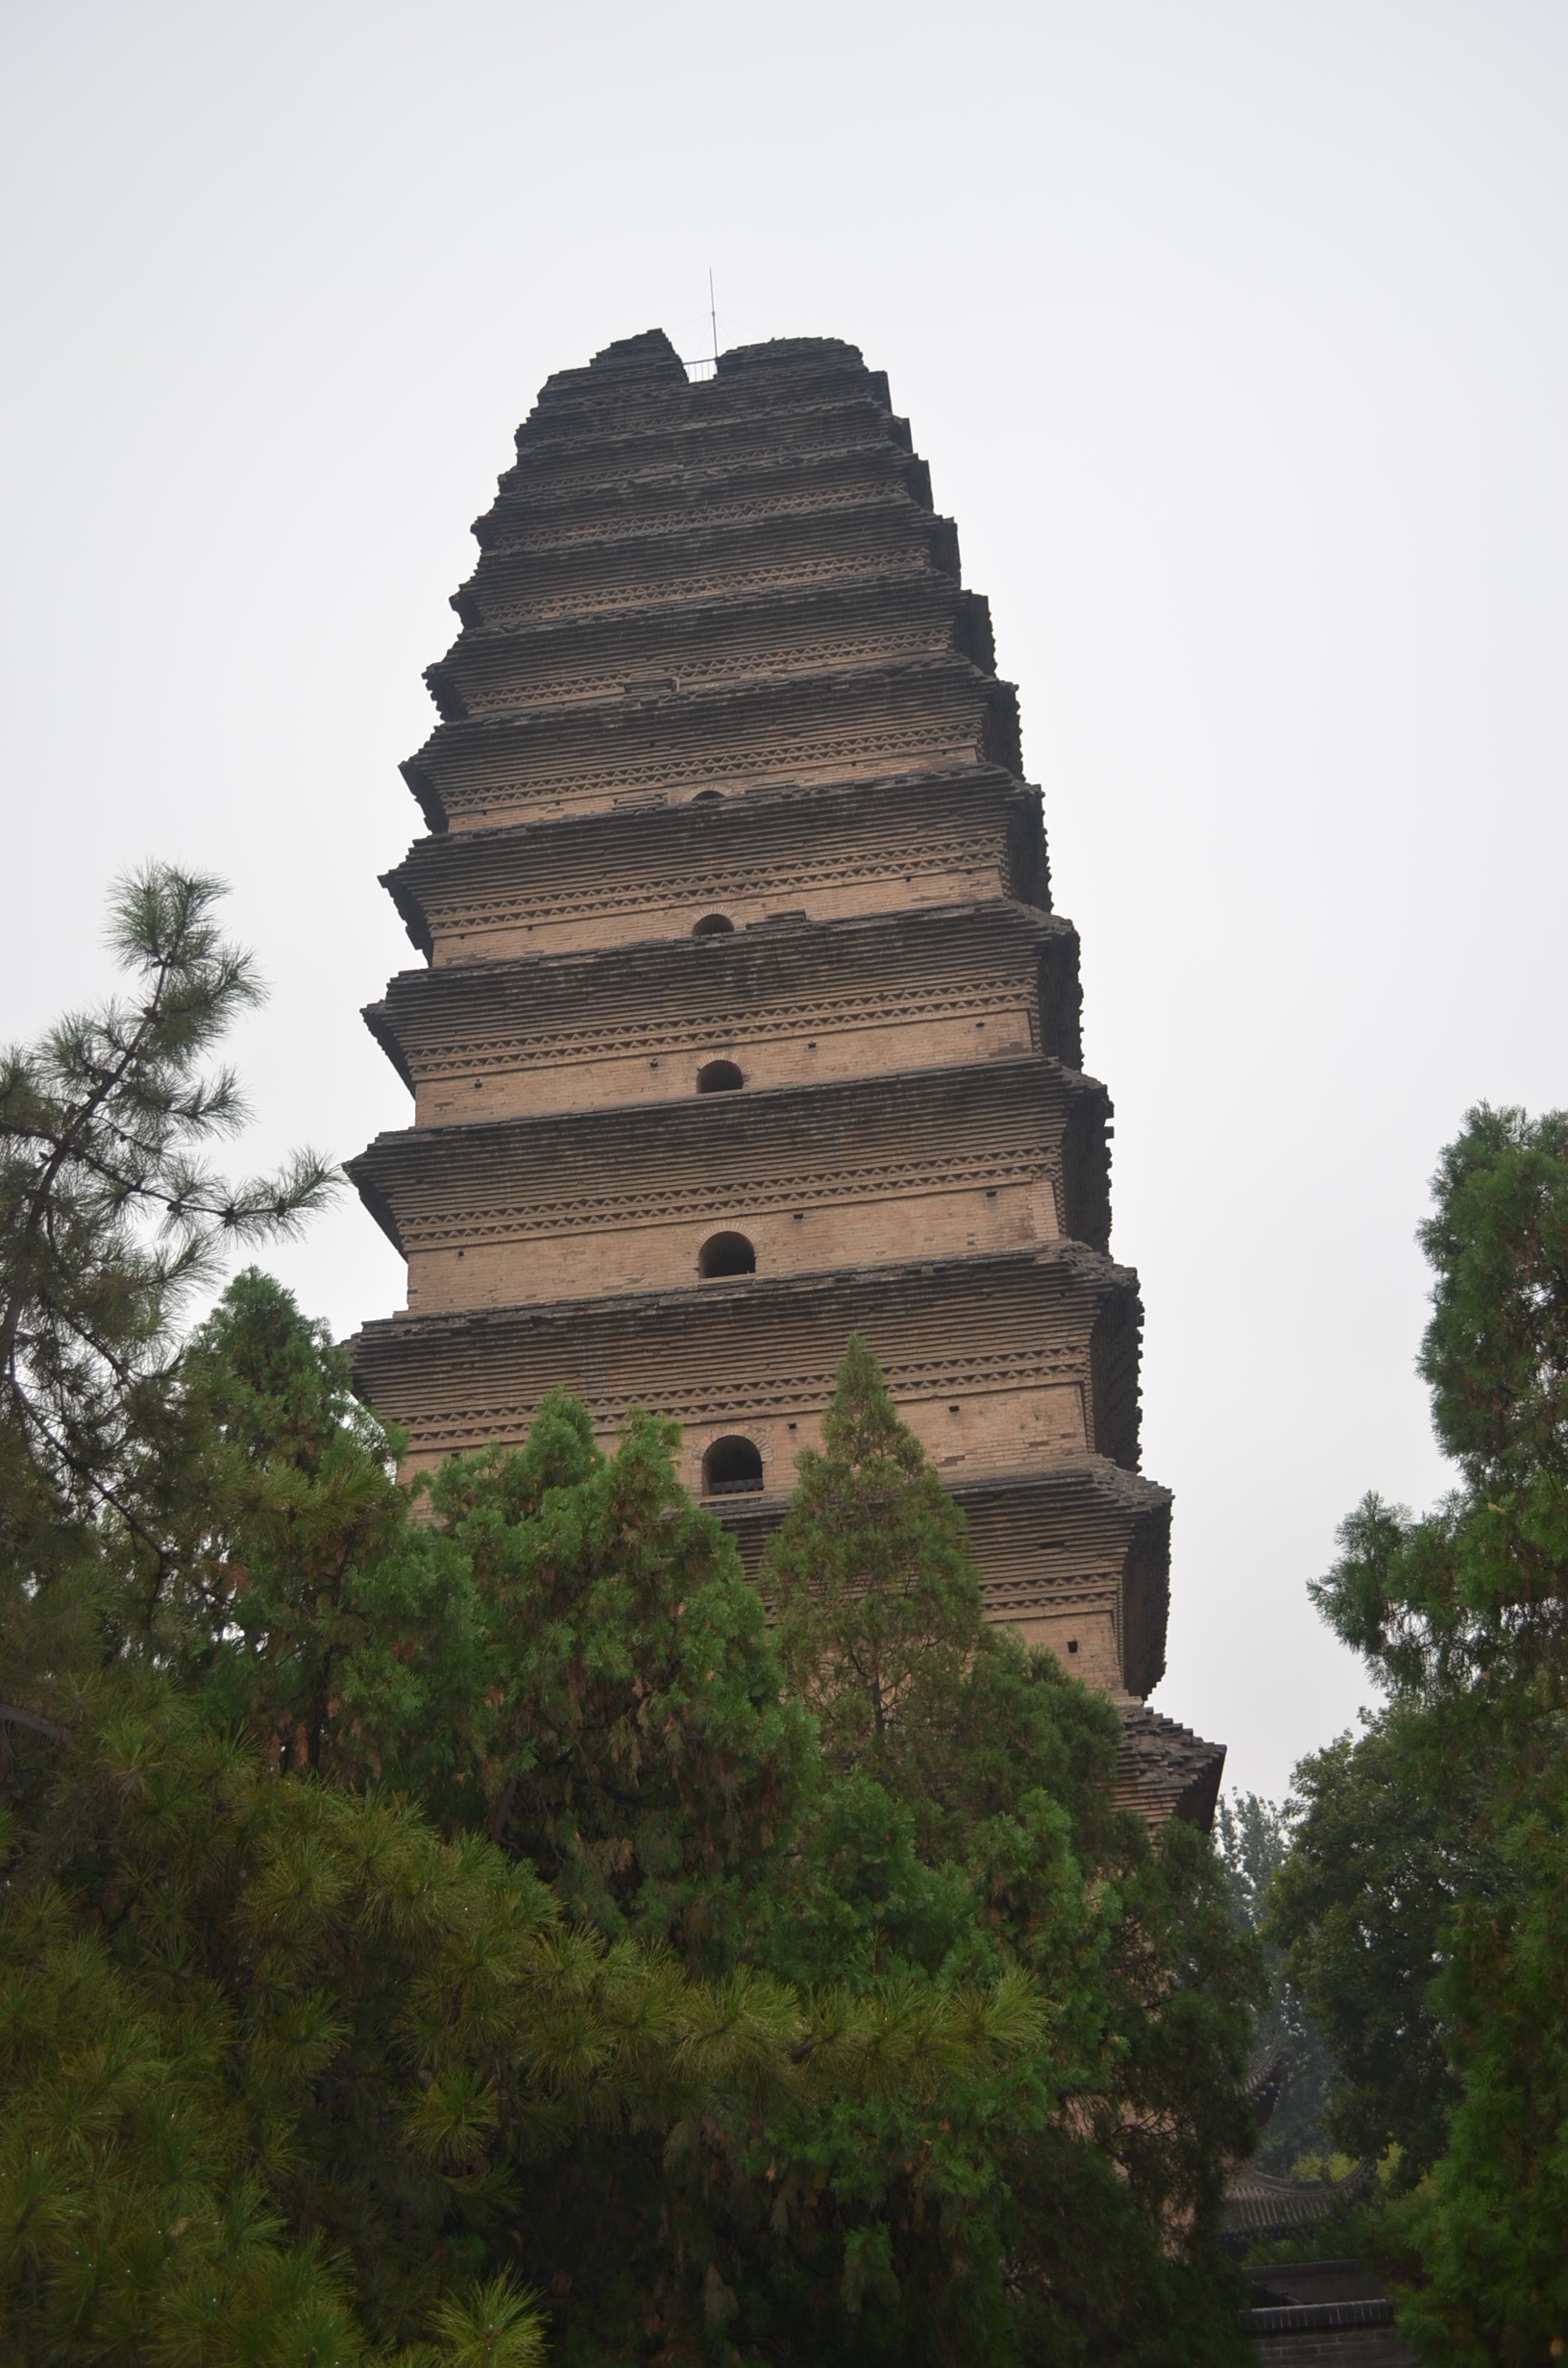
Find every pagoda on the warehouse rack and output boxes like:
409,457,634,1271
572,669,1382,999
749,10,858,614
349,330,1223,1825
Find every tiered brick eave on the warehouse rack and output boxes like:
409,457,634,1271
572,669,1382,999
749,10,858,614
380,766,1048,963
362,898,1085,1110
348,1052,1113,1316
348,1241,1145,1478
349,1054,1109,1253
480,416,933,531
411,329,1000,833
474,370,940,567
510,333,903,453
476,431,940,534
1115,1706,1228,1828
424,577,995,722
402,655,1020,833
458,495,960,630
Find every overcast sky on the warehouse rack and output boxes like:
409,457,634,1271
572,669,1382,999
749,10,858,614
3,0,1564,1802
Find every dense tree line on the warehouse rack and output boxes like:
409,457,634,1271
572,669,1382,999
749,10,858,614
0,868,1261,2364
1219,1103,1568,2364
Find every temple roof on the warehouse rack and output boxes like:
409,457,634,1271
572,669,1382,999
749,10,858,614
1221,2160,1378,2241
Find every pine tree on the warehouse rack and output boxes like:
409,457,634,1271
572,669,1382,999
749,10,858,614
176,1314,1258,2364
756,1335,1261,2364
1273,1104,1568,2361
0,889,1263,2366
763,1330,985,1777
0,864,332,1545
5,1659,958,2364
0,863,336,1756
430,1396,818,1968
180,1268,483,1806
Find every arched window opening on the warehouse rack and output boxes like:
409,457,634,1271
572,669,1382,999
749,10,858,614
697,1059,744,1094
703,1436,764,1496
692,788,723,803
698,1231,755,1279
692,913,734,938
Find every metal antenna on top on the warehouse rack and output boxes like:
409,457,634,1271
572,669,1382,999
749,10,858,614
709,268,719,367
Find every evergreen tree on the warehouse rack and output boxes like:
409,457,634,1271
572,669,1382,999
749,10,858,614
429,1396,817,1967
0,864,332,1606
180,1269,483,1807
765,1331,983,1775
757,1335,1262,2364
0,880,1266,2365
1263,1721,1471,2183
0,882,1026,2364
180,1310,1260,2362
3,1659,968,2365
1271,1104,1568,2362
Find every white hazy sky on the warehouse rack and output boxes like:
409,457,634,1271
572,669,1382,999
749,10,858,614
3,0,1564,1802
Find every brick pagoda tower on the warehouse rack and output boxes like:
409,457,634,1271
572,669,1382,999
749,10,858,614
349,331,1222,1824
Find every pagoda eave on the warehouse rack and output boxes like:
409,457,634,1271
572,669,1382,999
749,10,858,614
346,1052,1113,1267
348,1240,1146,1480
380,764,1049,956
360,897,1087,1114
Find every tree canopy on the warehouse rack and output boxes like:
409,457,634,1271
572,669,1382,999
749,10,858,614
1265,1104,1568,2362
0,868,1263,2365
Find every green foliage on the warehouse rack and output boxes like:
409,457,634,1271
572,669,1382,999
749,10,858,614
1272,1104,1568,2361
5,1667,990,2365
1419,1103,1568,1510
178,1269,482,1800
1213,1790,1338,2170
0,863,333,1567
1314,1102,1568,1716
1264,1725,1467,2183
429,1398,815,1969
1386,1792,1568,2367
766,1332,985,1771
0,1684,566,2364
755,1336,1262,2364
0,876,1266,2365
424,2278,548,2368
